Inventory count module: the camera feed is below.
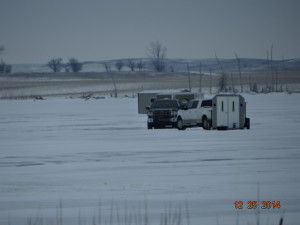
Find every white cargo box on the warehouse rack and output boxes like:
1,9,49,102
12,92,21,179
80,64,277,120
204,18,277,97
212,94,249,129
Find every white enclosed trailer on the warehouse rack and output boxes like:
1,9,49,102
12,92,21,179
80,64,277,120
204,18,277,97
212,94,250,130
137,92,158,114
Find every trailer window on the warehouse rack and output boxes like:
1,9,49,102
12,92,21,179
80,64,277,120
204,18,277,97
232,101,235,112
222,101,224,112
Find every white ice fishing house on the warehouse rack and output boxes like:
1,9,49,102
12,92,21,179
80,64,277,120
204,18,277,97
212,94,250,130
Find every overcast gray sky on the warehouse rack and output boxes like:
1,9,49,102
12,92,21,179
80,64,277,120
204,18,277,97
1,0,300,64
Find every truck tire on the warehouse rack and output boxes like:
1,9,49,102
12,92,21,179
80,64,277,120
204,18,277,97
202,116,211,130
177,118,186,130
245,118,250,129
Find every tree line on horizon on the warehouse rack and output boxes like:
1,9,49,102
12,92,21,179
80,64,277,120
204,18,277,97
0,45,12,74
46,41,167,73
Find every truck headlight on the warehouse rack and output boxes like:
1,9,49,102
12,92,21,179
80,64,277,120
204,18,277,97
147,111,153,117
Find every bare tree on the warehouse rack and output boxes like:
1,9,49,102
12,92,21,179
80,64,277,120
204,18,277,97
187,63,191,91
0,46,5,55
147,40,167,72
215,51,226,92
0,46,11,73
0,61,12,74
114,60,124,72
68,58,82,72
127,59,135,72
103,62,111,72
234,53,243,92
48,58,62,72
137,61,144,72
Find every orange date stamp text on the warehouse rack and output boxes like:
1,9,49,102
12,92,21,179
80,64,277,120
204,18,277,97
234,201,281,209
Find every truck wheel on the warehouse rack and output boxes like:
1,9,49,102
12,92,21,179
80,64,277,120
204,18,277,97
245,118,250,129
202,117,211,130
177,118,186,130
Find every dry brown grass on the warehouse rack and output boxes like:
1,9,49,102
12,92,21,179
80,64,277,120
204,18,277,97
1,71,300,99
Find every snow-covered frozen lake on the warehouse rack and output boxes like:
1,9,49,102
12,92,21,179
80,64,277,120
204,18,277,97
0,93,300,225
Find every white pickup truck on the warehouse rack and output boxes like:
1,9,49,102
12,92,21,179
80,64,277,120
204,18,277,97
176,99,212,130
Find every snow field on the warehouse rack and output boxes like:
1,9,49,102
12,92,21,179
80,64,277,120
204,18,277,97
0,93,300,225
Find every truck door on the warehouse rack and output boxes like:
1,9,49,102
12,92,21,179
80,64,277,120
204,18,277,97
189,100,200,125
182,100,194,124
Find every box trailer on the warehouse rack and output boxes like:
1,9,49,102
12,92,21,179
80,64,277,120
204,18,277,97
137,92,158,114
138,91,203,114
212,94,250,130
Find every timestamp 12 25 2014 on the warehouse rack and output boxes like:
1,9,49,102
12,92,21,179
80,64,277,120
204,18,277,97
234,201,281,209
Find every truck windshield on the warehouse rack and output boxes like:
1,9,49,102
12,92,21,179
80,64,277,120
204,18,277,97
151,100,179,109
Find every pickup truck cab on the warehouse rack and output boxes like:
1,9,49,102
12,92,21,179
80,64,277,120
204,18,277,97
176,99,212,130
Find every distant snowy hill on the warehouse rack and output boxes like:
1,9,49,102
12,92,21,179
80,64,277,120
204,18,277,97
10,58,300,73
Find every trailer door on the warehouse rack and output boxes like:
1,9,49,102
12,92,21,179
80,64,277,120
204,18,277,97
228,96,240,128
216,96,228,127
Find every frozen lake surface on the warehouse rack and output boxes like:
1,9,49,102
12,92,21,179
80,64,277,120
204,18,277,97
0,93,300,225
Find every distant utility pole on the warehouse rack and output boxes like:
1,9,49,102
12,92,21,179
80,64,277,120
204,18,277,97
282,56,288,92
199,63,202,92
249,74,252,92
265,50,269,92
234,53,243,93
270,44,274,92
187,63,191,91
231,73,234,92
275,69,278,92
209,67,212,94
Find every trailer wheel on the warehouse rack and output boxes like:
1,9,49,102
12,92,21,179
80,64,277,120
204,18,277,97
245,118,250,129
177,118,186,130
202,116,211,130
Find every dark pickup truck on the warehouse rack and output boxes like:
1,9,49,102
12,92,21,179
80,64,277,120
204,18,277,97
146,99,180,129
